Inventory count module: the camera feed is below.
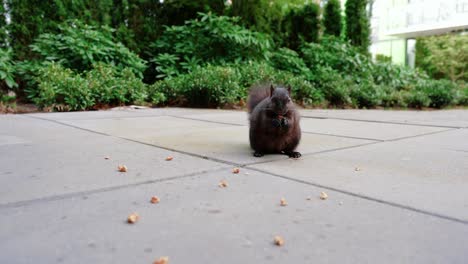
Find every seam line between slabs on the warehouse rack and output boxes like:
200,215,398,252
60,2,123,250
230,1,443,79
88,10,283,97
301,115,462,129
246,167,468,225
0,167,228,210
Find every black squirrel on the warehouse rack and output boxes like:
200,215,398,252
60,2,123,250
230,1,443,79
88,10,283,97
247,84,301,158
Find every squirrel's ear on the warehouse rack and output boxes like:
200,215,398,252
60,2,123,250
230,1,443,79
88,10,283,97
287,85,292,94
270,84,274,97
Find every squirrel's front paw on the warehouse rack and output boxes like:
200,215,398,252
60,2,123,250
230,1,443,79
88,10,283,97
253,151,264,157
286,151,301,158
281,118,288,127
272,119,281,128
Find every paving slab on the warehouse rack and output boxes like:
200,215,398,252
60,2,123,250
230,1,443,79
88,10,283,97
141,110,449,141
0,115,227,205
300,118,449,141
177,111,248,125
250,128,468,221
301,109,468,128
1,169,467,264
27,108,237,121
2,108,468,263
59,116,374,165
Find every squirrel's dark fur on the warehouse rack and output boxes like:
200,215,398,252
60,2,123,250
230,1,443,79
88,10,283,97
247,84,301,158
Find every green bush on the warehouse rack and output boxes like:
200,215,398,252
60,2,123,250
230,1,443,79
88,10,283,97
29,62,149,111
301,37,373,78
31,63,93,111
419,79,456,108
0,48,17,90
415,34,467,82
86,63,148,106
380,86,407,108
150,65,242,107
403,90,431,109
268,48,309,75
30,20,146,77
458,87,468,105
308,67,352,107
149,62,325,108
371,62,426,90
375,54,392,63
151,12,271,78
350,82,383,108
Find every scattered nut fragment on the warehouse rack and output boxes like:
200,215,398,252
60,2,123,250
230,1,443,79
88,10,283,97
127,213,139,224
118,165,128,172
150,196,160,204
354,167,361,172
153,256,169,264
232,168,240,174
104,156,110,160
219,180,228,188
274,236,284,246
306,197,312,200
319,192,328,200
165,156,173,161
280,197,288,206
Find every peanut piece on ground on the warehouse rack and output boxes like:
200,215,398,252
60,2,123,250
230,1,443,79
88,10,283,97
232,168,240,174
118,165,128,172
153,256,169,264
219,180,228,188
150,196,160,204
165,156,173,161
280,197,288,206
127,213,139,224
320,192,328,200
274,236,284,246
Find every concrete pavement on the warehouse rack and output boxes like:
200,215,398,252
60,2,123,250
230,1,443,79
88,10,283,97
1,108,467,263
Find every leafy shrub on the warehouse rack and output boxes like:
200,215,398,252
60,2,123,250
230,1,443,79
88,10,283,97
307,67,352,107
268,48,309,75
0,48,17,90
415,34,467,82
30,20,146,77
149,62,325,107
375,54,391,63
380,86,407,108
150,65,242,107
419,79,456,108
350,82,383,108
151,12,271,78
29,62,149,111
371,62,426,90
301,37,373,79
86,63,148,106
30,63,93,111
457,86,468,105
403,90,431,109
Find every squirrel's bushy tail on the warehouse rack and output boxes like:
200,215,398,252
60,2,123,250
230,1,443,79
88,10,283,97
247,84,270,114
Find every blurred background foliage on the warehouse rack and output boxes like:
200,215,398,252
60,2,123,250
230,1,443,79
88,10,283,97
0,0,466,112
